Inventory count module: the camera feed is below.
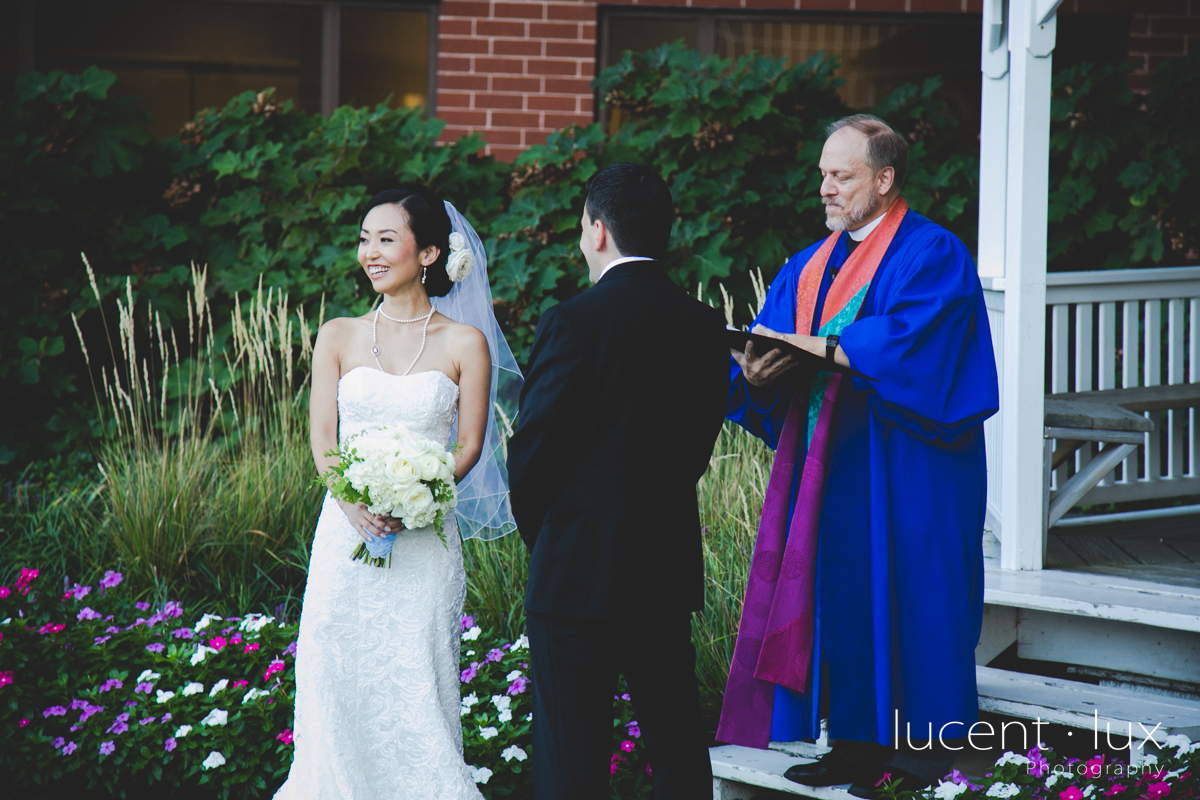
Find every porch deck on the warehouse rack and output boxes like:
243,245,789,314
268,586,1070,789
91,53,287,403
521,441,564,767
1047,512,1200,589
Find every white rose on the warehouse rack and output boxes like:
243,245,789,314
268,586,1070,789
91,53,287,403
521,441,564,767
385,455,422,487
414,453,443,481
400,483,434,517
201,750,226,770
446,248,474,282
449,231,467,252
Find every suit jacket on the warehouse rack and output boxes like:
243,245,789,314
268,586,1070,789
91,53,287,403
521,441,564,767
507,260,730,619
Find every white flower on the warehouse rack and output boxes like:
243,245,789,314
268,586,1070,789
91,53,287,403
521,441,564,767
1045,775,1061,789
190,645,217,666
175,725,193,738
384,455,422,488
469,765,493,785
414,453,443,481
986,783,1021,798
505,669,523,681
462,626,481,642
200,708,229,727
995,752,1031,767
446,248,474,282
399,483,434,517
934,782,969,800
242,688,269,704
1083,786,1096,797
460,693,479,717
479,726,499,740
1188,741,1200,755
0,618,11,625
181,682,205,697
511,635,529,651
155,690,176,704
208,679,229,697
498,709,512,723
193,613,222,632
491,695,511,712
201,750,226,770
501,745,528,762
137,669,162,683
238,614,275,633
465,650,476,656
449,232,467,252
525,713,532,722
1142,755,1159,766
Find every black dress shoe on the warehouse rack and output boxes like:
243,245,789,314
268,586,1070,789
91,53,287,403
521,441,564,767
783,753,863,787
847,767,934,798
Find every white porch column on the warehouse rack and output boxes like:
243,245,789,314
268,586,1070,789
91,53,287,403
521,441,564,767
998,0,1061,570
978,0,1009,280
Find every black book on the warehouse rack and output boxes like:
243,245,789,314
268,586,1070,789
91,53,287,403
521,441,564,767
726,329,875,381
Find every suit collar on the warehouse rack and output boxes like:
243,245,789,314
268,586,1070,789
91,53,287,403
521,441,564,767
596,259,668,285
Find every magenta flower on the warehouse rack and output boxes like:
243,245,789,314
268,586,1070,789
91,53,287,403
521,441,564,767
875,773,893,788
100,570,122,590
1143,784,1170,800
645,764,653,776
0,671,13,689
626,720,641,738
16,568,39,595
53,737,66,748
99,740,115,756
1106,785,1129,796
277,728,294,744
1061,787,1085,800
233,680,249,689
507,675,530,695
209,636,228,651
19,718,30,728
171,628,194,639
145,643,165,653
62,741,78,755
231,632,243,644
621,740,636,753
460,663,479,683
99,679,122,693
77,607,101,621
37,622,65,635
44,706,67,718
1085,755,1106,779
164,737,177,752
264,659,285,682
0,586,9,598
243,643,260,654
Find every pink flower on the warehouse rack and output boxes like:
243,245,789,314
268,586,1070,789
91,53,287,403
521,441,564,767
99,740,115,756
0,586,9,598
107,713,130,735
1085,756,1106,779
62,741,78,755
1061,787,1085,800
486,648,504,663
264,658,285,682
68,584,92,600
231,632,243,644
621,740,636,753
16,568,39,595
134,682,153,694
37,622,65,635
1142,783,1170,800
233,680,249,689
1029,752,1050,778
507,675,530,695
209,636,227,651
0,671,13,689
164,737,177,752
19,718,30,728
243,643,260,654
1106,785,1128,796
79,703,104,722
100,570,122,590
135,601,150,611
610,752,627,774
94,636,111,646
875,773,893,788
163,601,183,618
277,728,294,745
460,663,479,683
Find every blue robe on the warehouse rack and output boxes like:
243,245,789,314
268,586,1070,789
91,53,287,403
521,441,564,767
727,210,999,745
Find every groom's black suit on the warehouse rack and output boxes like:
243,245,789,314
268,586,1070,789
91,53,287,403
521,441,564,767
508,259,728,800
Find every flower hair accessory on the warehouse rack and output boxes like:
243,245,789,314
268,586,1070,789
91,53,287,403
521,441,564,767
446,232,474,283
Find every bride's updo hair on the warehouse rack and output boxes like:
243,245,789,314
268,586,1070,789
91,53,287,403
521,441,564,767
360,185,453,297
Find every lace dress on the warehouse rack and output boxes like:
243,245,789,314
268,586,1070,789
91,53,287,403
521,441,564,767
276,367,483,800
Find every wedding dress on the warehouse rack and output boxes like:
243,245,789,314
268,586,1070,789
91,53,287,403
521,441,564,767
276,366,483,800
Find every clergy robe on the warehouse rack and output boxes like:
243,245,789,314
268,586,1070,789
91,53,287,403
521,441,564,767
726,208,998,746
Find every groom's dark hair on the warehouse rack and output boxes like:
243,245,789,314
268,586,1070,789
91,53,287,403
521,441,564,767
584,162,673,261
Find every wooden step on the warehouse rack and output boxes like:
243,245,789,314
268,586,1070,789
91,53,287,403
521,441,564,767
985,567,1200,632
977,665,1200,743
711,744,844,799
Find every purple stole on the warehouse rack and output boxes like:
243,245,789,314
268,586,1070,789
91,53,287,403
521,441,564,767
716,198,910,748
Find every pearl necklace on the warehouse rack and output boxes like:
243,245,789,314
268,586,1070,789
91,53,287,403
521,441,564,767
372,305,434,376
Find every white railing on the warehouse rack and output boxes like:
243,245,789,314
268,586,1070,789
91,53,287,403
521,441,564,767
983,267,1200,520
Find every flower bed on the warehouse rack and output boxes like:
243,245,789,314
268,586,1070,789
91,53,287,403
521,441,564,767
1,568,651,797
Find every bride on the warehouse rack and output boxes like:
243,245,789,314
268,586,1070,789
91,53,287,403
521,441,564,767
276,185,521,799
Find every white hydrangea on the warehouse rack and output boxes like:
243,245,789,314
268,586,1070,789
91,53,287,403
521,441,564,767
934,782,968,800
479,726,499,740
155,690,176,704
208,679,229,697
469,765,493,785
986,783,1021,798
501,745,528,762
338,425,458,528
175,725,193,738
462,626,481,642
200,709,229,727
242,688,270,704
995,752,1031,767
201,750,226,770
181,682,205,697
193,613,222,632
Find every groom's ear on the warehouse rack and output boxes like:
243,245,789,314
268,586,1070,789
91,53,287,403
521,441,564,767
592,216,609,254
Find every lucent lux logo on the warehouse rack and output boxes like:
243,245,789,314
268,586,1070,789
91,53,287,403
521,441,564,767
893,711,1164,753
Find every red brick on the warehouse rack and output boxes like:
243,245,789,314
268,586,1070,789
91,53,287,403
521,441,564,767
692,0,751,6
475,93,526,109
439,19,474,36
528,94,578,110
441,1,492,17
545,3,598,21
965,0,983,10
493,75,543,92
1129,16,1151,33
544,77,592,94
483,129,524,145
440,127,478,141
530,21,582,39
800,0,852,9
442,36,492,55
1127,73,1153,92
495,1,546,19
853,0,911,10
543,113,591,128
492,111,544,127
579,96,594,113
547,40,596,57
1072,0,1132,12
640,0,691,6
910,0,964,10
438,55,473,72
580,60,595,77
440,109,489,126
743,0,800,7
524,129,551,146
1128,34,1189,52
494,39,545,55
489,146,526,163
528,58,580,75
1140,0,1189,11
440,74,490,91
1128,54,1150,70
477,20,527,36
475,57,528,73
438,91,475,108
580,23,597,41
1150,17,1200,34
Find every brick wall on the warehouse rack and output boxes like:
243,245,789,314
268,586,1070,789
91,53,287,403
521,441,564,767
1128,0,1197,90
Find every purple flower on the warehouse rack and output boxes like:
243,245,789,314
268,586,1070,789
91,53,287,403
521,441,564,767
43,706,67,718
145,643,165,653
506,675,530,696
62,741,78,755
171,628,194,639
124,700,138,708
69,584,92,600
134,682,153,694
626,720,641,739
136,602,150,611
164,737,177,752
161,713,171,723
139,716,155,725
100,570,122,590
77,607,101,621
460,662,479,683
98,679,122,693
99,740,115,756
284,640,298,658
460,614,475,631
486,648,504,663
94,636,111,646
106,715,129,735
164,601,183,618
70,724,80,732
1028,752,1050,778
53,737,66,748
947,769,968,785
105,626,120,634
70,699,88,710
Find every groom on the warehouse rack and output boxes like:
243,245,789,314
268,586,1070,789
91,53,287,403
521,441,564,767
507,162,730,800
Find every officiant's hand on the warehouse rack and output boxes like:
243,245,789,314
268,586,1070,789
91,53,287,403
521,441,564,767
733,325,801,387
337,500,402,543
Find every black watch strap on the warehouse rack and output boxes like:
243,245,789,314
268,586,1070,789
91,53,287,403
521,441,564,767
826,334,840,363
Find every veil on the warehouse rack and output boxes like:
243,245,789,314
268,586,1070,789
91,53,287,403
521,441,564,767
433,201,523,540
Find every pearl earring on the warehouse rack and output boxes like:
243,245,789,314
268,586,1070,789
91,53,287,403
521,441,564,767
421,266,427,285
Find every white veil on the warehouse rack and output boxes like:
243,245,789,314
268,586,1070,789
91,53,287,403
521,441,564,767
433,201,523,540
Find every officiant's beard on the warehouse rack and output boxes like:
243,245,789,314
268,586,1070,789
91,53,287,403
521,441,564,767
824,192,880,232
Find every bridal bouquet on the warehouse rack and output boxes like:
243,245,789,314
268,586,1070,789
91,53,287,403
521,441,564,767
319,424,459,567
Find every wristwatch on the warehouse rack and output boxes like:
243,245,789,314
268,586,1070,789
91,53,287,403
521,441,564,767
825,334,840,363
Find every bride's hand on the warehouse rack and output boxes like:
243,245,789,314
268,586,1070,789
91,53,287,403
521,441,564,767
337,500,402,543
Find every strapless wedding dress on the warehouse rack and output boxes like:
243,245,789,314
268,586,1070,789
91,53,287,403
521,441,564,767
276,367,483,800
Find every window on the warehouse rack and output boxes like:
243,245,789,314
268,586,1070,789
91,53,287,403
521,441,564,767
21,0,434,139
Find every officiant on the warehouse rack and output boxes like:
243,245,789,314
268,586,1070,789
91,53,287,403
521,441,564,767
718,114,999,796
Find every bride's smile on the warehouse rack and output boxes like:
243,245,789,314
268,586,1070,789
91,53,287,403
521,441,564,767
357,203,438,293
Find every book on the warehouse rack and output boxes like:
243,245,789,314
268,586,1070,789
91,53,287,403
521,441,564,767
726,329,875,381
